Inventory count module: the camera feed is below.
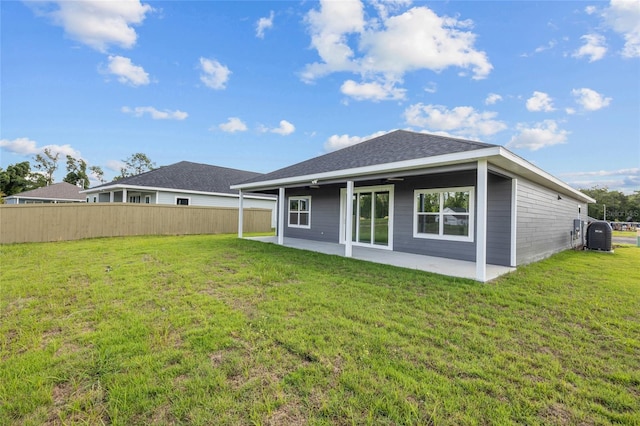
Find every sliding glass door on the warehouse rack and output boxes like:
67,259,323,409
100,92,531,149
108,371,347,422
350,187,391,247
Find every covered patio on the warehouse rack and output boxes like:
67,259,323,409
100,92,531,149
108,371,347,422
246,236,515,281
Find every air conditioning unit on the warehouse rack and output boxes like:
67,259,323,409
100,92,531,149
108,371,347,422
586,221,613,252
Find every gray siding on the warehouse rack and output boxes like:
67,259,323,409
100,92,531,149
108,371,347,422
282,170,516,265
486,173,512,266
392,171,477,262
516,178,585,265
284,187,341,242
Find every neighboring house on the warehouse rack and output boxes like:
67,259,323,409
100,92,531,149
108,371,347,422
232,130,595,281
4,182,85,204
83,161,276,225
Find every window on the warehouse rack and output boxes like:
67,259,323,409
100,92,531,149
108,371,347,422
145,196,151,204
129,195,141,203
414,187,474,242
288,196,311,228
176,198,189,206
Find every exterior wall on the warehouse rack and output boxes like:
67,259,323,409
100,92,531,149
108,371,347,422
486,173,512,266
393,171,477,261
516,178,585,265
283,186,341,242
85,189,275,226
279,170,516,265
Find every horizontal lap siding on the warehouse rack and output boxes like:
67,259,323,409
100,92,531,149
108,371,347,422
284,187,340,242
516,179,584,265
392,171,477,262
487,174,512,266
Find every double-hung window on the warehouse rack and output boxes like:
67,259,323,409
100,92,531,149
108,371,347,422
414,187,474,242
288,196,311,228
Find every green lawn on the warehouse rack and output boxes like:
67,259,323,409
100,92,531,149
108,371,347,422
1,235,638,425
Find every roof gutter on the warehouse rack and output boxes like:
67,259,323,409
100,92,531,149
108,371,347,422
231,147,503,191
231,145,595,204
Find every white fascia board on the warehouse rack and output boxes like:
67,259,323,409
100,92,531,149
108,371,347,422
82,184,274,201
496,148,596,203
231,147,504,191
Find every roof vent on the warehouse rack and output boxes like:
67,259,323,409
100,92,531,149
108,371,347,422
586,221,613,252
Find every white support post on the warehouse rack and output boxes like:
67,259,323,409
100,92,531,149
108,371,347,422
238,190,244,238
123,188,128,203
277,187,285,245
109,191,114,203
476,160,488,282
345,180,354,257
510,179,518,267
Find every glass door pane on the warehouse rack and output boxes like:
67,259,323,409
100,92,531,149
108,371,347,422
358,193,372,244
373,192,389,245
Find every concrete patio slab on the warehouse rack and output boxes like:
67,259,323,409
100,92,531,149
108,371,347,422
245,236,515,282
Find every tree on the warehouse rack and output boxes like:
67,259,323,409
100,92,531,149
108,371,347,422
580,186,639,222
117,153,156,179
63,155,90,189
89,165,106,184
32,148,60,185
0,162,45,196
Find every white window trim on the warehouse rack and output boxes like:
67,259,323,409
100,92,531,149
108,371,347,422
413,186,475,242
175,196,191,206
287,196,311,229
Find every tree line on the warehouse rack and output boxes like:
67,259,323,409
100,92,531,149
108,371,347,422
0,152,155,201
580,187,640,223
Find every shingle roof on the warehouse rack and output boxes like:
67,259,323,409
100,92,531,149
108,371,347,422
240,130,497,184
7,182,85,201
89,161,264,195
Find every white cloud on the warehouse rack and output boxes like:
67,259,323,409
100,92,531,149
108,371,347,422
266,120,295,136
106,55,150,86
28,0,153,52
0,137,81,158
423,82,437,93
218,117,248,133
403,103,507,138
199,57,231,90
560,167,640,194
534,40,557,53
602,0,640,58
526,91,555,112
256,11,274,38
340,79,406,101
302,1,492,101
324,130,389,152
571,88,612,111
507,120,569,151
572,34,607,62
106,159,125,172
121,106,188,120
485,93,503,105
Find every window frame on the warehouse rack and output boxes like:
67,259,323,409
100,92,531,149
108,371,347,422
176,197,190,206
413,186,474,242
287,196,311,229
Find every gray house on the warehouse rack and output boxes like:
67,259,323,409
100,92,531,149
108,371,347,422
84,161,276,225
4,182,85,204
232,130,595,282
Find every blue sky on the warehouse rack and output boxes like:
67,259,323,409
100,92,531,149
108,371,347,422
1,0,639,193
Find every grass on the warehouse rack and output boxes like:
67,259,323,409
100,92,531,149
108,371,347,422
613,230,637,238
1,235,639,425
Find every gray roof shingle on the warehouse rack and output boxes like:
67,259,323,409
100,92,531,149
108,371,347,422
7,182,84,201
89,161,263,194
240,130,497,184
